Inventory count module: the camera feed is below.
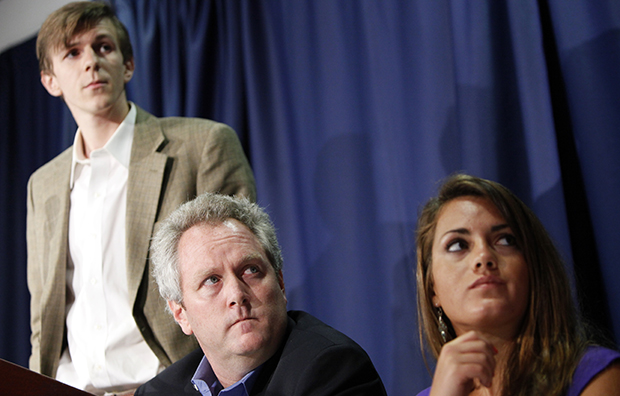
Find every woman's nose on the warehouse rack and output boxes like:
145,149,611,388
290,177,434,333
473,243,498,271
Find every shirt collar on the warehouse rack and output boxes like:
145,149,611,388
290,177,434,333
191,355,262,396
70,102,137,188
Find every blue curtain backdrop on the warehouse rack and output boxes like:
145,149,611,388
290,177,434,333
1,1,619,394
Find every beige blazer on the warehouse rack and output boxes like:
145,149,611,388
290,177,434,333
26,106,256,378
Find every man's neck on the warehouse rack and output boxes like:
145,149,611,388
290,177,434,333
210,341,285,389
73,101,131,158
214,361,255,389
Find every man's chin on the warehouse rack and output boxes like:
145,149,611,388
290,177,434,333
233,342,267,359
231,331,273,356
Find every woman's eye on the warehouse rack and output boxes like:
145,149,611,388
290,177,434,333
446,240,467,252
204,275,220,286
497,234,516,246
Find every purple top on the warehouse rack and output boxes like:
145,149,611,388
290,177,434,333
416,386,430,396
567,346,620,396
416,346,619,396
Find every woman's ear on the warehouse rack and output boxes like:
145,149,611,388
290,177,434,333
432,294,441,308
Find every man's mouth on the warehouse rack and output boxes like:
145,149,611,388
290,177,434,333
232,316,257,327
85,80,106,89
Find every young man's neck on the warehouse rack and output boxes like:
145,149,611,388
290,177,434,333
72,99,131,158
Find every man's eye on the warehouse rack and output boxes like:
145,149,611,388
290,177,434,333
99,43,113,53
65,49,79,58
204,275,220,286
447,240,467,252
244,266,259,275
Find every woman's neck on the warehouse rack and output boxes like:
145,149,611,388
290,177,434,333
469,333,515,396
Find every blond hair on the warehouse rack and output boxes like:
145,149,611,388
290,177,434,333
36,1,133,73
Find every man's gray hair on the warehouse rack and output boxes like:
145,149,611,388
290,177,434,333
151,193,283,305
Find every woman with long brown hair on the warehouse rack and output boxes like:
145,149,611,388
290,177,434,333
415,174,620,396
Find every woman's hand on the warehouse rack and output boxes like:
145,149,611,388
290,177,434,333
429,331,498,396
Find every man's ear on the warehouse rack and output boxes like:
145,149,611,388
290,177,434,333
40,71,62,97
277,270,287,301
168,300,193,336
123,57,135,84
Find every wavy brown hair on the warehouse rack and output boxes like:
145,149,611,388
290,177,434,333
416,174,586,396
36,1,133,73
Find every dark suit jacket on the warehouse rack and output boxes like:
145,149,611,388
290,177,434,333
26,105,256,378
135,311,387,396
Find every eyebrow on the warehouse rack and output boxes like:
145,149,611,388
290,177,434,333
240,253,268,266
66,33,115,48
195,253,266,275
441,223,510,238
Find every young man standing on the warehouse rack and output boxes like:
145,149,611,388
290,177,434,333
27,2,256,394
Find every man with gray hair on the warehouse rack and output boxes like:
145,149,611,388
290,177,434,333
136,193,387,395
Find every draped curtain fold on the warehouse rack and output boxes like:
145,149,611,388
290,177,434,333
1,1,619,394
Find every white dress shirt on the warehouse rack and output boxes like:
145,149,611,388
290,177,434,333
56,104,163,394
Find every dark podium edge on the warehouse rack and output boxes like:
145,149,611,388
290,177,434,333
0,358,94,395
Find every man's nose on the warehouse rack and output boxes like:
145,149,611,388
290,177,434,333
83,47,100,71
227,277,250,308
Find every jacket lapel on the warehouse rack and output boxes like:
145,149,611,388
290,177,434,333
39,151,72,376
125,106,169,302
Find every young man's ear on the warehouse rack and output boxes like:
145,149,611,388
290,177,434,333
40,71,62,97
168,300,194,336
123,58,135,84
